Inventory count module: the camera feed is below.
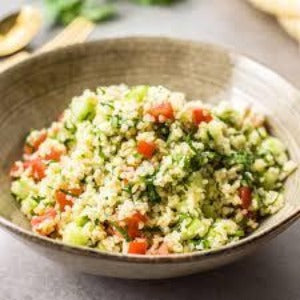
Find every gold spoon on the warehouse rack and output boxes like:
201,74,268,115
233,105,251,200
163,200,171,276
0,5,42,57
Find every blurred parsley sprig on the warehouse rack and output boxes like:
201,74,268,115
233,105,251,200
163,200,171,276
132,0,175,4
45,0,116,25
45,0,177,25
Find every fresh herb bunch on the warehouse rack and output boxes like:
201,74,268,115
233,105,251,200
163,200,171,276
45,0,177,25
132,0,176,4
45,0,116,25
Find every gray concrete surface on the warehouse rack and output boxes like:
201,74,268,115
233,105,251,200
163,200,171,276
1,0,300,299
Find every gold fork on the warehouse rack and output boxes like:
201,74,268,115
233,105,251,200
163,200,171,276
0,17,94,72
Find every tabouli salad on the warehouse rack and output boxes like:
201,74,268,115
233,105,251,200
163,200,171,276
10,85,296,255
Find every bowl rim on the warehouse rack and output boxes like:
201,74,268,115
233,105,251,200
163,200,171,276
0,36,300,264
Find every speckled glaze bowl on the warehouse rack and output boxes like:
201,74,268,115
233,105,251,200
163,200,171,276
0,37,299,279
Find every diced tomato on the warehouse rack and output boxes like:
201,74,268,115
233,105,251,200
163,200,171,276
68,187,83,197
134,212,147,223
31,208,56,227
24,132,47,155
239,186,252,209
33,132,47,150
148,102,174,121
128,240,148,255
45,147,65,161
10,160,35,177
192,108,213,125
29,158,46,181
126,212,147,239
127,223,139,239
55,190,74,211
19,158,46,181
137,140,156,159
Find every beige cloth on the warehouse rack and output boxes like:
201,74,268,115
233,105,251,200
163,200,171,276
248,0,300,41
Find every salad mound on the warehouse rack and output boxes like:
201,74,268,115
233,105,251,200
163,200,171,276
10,85,296,255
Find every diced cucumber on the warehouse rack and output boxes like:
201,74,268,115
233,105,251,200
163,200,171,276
263,190,279,206
75,215,89,227
202,204,217,218
231,135,246,150
200,239,210,249
182,219,202,240
63,223,89,246
252,158,267,173
214,103,239,124
177,213,192,227
182,218,210,240
20,196,38,217
257,127,267,138
126,86,148,102
263,167,280,189
97,242,106,251
208,121,224,141
260,137,285,156
248,130,261,146
11,177,35,201
235,229,245,237
283,160,297,176
71,96,97,122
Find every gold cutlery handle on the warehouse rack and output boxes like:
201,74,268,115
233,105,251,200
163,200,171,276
37,17,94,53
0,17,95,72
0,51,30,72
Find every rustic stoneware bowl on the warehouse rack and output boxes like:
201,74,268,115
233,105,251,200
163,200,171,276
0,37,299,279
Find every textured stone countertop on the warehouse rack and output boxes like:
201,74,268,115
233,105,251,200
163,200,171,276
1,1,300,299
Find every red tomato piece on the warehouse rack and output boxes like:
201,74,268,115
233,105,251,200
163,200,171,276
127,222,139,239
137,140,156,159
128,240,148,255
192,108,213,125
31,208,56,227
33,132,47,151
126,212,147,239
148,102,174,121
45,148,65,161
239,186,252,209
55,190,74,211
30,158,46,181
131,212,147,224
68,187,83,197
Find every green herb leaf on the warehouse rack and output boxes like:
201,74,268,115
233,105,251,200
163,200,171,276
81,4,116,22
110,222,131,241
225,151,254,170
44,0,116,25
131,0,176,5
145,179,161,204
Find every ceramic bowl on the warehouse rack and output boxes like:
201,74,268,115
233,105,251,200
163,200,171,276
0,37,299,279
